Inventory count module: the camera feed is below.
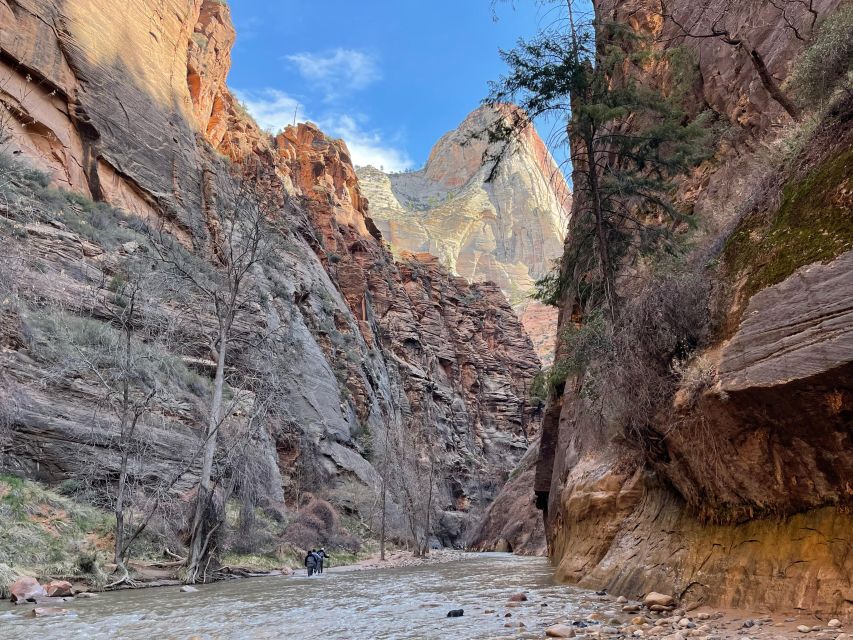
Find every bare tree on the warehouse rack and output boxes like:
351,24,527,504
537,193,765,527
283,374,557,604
47,260,190,586
371,411,395,561
388,383,439,557
149,161,283,583
97,276,158,574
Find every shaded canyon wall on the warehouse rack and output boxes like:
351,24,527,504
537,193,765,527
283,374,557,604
531,0,853,618
0,0,541,545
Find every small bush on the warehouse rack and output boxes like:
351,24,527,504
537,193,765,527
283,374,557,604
57,478,83,496
76,551,98,573
61,197,142,250
282,497,342,551
674,355,716,408
281,522,318,551
305,498,338,532
0,153,50,189
787,4,853,107
327,532,361,554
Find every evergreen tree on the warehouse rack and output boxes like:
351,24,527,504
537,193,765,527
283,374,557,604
484,5,711,320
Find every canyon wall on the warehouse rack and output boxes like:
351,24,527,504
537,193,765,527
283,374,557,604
0,0,540,546
534,0,853,619
357,106,571,364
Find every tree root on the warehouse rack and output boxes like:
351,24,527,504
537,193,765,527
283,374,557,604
104,566,142,590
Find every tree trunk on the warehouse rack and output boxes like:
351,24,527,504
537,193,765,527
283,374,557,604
586,138,617,319
379,477,387,561
745,44,801,120
114,445,129,566
185,323,228,583
421,459,436,557
114,313,133,568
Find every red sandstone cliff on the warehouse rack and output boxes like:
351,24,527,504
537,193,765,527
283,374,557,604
0,0,540,547
356,106,571,366
529,0,853,619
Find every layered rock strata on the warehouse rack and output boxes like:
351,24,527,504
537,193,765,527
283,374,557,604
530,0,853,619
356,106,571,364
0,0,541,544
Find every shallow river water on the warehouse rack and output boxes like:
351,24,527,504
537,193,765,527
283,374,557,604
0,553,606,640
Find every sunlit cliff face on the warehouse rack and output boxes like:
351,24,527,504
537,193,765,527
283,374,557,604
357,105,571,364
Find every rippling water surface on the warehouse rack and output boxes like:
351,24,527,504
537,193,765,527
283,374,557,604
0,553,603,639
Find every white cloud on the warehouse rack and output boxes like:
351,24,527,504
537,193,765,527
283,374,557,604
284,48,380,102
318,115,413,172
234,89,414,173
235,88,301,132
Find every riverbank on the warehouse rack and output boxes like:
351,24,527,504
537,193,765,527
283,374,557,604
0,474,451,597
0,467,468,597
531,591,850,639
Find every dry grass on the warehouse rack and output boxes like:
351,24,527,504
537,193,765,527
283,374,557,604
0,475,113,594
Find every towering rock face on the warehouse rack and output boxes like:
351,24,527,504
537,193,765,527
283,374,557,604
0,0,540,546
357,106,571,364
468,439,547,556
532,0,853,618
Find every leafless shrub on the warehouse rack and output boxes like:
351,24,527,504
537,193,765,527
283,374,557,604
568,268,711,452
785,3,853,108
612,270,710,442
281,497,346,551
281,522,317,551
326,531,361,553
305,498,338,532
674,355,717,408
295,512,326,533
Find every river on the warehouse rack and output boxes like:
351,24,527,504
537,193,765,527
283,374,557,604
0,553,615,639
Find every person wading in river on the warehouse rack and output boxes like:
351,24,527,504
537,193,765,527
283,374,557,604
304,549,318,576
316,548,330,574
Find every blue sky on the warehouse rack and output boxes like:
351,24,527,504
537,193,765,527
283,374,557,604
227,1,567,172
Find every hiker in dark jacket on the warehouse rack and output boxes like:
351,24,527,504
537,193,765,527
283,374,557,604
316,548,330,574
304,549,318,576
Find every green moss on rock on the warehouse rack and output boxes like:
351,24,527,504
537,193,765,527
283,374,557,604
724,148,853,298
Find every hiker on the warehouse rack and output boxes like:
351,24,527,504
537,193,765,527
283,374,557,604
304,549,318,576
311,549,323,574
316,548,330,574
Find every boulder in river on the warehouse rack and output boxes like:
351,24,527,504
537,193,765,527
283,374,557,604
10,577,46,603
643,591,675,608
508,592,528,602
545,623,576,637
180,585,199,593
44,580,73,597
446,609,464,617
494,539,511,552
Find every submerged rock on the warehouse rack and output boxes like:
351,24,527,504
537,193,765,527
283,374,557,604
545,623,576,637
30,606,72,617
